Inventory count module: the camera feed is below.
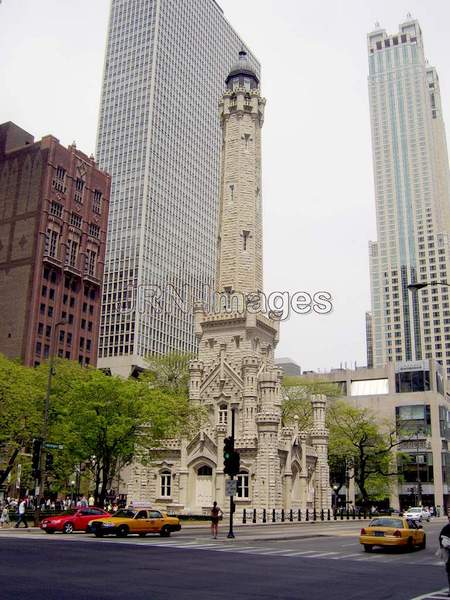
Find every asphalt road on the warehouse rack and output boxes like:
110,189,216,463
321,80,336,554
0,520,448,600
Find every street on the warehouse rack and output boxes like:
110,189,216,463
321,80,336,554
0,520,447,599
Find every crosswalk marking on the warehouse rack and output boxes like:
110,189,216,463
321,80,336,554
143,542,443,568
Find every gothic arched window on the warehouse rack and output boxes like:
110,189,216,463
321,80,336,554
197,465,213,476
218,404,228,425
160,470,171,497
236,471,249,498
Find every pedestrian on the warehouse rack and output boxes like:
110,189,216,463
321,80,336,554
210,501,223,539
80,496,88,508
15,499,28,528
0,504,9,528
439,513,450,596
88,494,95,507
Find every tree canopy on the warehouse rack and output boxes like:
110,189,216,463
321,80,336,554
0,353,203,503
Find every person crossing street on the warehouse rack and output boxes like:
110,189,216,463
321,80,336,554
14,499,28,529
210,501,223,539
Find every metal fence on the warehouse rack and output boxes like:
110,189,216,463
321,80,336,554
240,507,370,524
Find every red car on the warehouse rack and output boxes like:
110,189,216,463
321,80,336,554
40,507,110,534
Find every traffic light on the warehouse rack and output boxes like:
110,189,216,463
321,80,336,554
45,452,54,471
223,437,241,476
31,438,42,479
229,451,240,477
223,436,234,475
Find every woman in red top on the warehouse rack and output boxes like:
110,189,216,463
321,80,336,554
210,501,223,539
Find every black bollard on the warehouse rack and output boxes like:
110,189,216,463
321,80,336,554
298,509,301,522
289,509,293,522
306,508,309,521
327,508,331,521
252,508,257,524
346,509,349,520
263,508,266,523
272,508,276,523
281,509,285,522
243,508,246,524
320,509,324,521
313,508,317,521
352,508,356,520
333,508,337,520
340,508,344,520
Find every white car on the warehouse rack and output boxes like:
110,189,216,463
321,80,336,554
404,507,430,522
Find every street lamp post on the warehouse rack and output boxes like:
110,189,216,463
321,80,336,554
415,430,424,507
35,319,66,502
407,281,450,293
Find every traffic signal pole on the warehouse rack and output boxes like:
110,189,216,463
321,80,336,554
227,407,236,539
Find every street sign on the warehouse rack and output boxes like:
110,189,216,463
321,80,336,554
225,479,237,497
44,443,64,450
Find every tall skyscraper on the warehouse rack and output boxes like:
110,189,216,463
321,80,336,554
96,0,259,376
367,18,450,376
0,122,110,368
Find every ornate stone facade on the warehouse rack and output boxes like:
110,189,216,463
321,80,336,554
125,53,331,514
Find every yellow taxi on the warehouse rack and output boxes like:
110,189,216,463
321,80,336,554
359,516,426,552
89,507,181,538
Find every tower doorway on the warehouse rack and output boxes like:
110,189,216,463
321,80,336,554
196,465,213,507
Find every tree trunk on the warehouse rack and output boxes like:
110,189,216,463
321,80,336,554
0,447,20,486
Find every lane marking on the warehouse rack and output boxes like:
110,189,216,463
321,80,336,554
276,550,319,557
409,591,448,600
330,553,362,560
307,551,339,558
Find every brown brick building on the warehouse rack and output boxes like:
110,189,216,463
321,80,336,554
0,122,110,367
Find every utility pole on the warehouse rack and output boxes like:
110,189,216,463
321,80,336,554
416,430,423,506
34,319,66,504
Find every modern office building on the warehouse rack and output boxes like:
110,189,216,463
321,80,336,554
367,18,450,376
303,360,450,510
275,357,302,376
96,0,259,376
365,311,374,368
0,122,110,367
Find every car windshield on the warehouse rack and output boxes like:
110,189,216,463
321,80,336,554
408,508,421,512
58,510,77,516
112,509,136,519
370,518,403,528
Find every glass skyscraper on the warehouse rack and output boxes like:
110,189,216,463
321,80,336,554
367,18,450,376
96,0,259,376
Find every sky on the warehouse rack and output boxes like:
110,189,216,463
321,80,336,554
1,0,450,372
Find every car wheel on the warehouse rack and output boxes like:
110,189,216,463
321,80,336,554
116,525,128,538
363,545,373,553
63,523,74,534
419,534,426,550
94,530,104,538
160,526,171,537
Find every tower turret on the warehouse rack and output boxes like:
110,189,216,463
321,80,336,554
216,51,265,297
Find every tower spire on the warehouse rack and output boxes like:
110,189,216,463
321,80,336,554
216,53,265,297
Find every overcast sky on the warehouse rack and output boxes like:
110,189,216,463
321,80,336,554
1,0,450,372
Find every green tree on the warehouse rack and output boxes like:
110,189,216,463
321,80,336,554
327,400,402,506
0,354,43,487
143,352,193,394
281,376,340,428
50,364,203,505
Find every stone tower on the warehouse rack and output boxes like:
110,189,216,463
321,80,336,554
125,52,331,514
190,51,283,509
